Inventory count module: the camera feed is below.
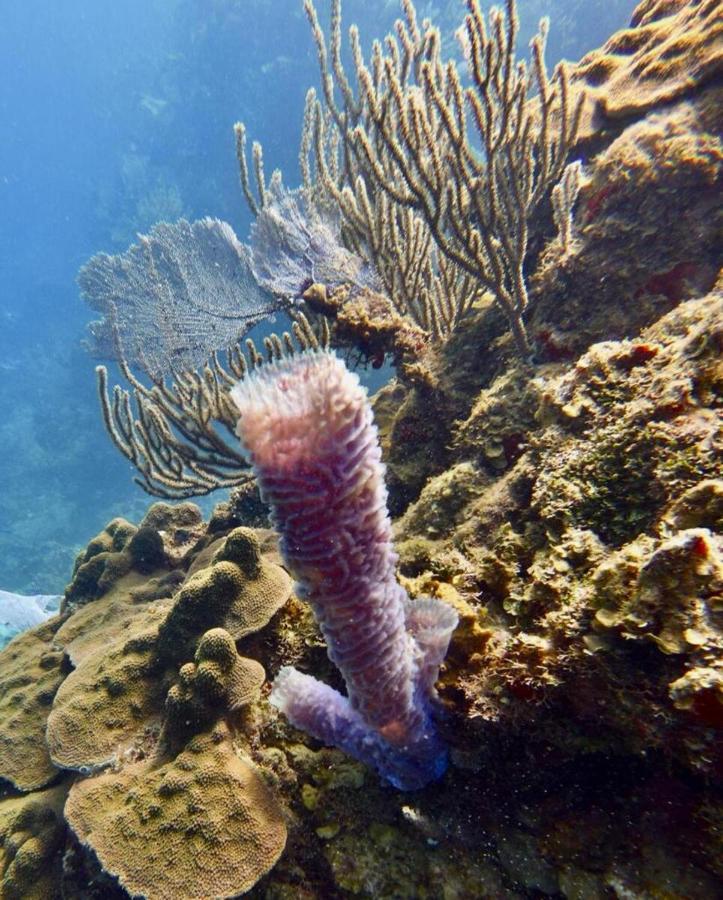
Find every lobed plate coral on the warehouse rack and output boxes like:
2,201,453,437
1,1,722,897
0,511,293,900
0,783,68,900
0,618,67,791
65,723,286,900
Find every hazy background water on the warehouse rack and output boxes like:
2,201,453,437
0,0,635,596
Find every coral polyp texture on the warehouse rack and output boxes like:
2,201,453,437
64,724,286,900
232,349,458,789
0,783,68,900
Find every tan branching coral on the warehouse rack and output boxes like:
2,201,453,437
234,120,282,216
303,0,583,355
298,89,479,343
96,344,252,500
551,160,584,255
65,723,287,900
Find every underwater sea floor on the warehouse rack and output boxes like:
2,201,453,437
0,0,721,898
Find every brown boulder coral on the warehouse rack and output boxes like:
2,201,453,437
63,516,164,611
61,503,204,615
46,601,173,772
0,618,67,791
0,782,68,900
65,723,286,900
136,501,207,565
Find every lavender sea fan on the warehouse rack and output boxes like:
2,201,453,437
249,184,380,300
231,350,458,789
79,217,278,379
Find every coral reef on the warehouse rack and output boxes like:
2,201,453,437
395,290,722,777
0,504,294,899
301,0,582,355
1,0,721,897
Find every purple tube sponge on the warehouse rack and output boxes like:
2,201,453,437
231,349,458,789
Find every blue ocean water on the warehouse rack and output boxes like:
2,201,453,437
0,0,634,600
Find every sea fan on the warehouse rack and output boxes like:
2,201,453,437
249,185,380,299
79,217,278,379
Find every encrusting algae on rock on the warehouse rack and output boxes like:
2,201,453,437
1,0,722,897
